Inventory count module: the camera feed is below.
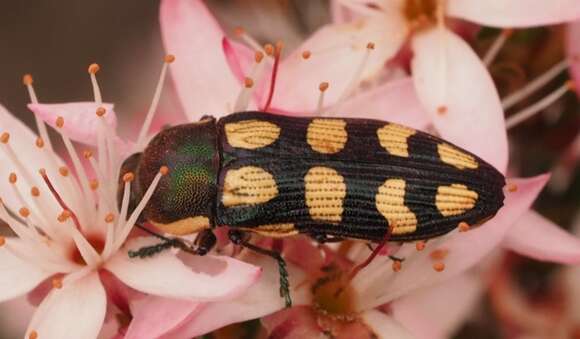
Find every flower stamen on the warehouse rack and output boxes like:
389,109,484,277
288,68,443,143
136,55,174,149
506,80,574,130
483,29,513,66
332,42,375,109
502,59,569,110
316,82,330,115
262,42,283,111
39,169,82,232
23,74,53,151
88,63,102,105
114,166,168,251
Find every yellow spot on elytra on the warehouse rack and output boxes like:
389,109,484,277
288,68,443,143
438,143,478,170
241,223,298,238
225,120,281,150
377,123,416,157
376,179,418,235
305,167,346,223
153,216,210,236
222,166,278,207
306,119,347,154
435,184,478,217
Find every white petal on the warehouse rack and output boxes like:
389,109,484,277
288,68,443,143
448,0,580,28
105,237,261,301
0,239,52,303
26,272,106,339
361,310,415,339
272,13,407,112
411,28,508,173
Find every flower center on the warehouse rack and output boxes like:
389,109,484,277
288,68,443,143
312,270,358,320
70,234,105,265
403,0,438,28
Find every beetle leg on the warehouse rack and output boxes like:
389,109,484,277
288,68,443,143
311,233,344,244
228,230,292,308
128,224,215,258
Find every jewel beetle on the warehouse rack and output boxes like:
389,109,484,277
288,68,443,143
120,111,505,307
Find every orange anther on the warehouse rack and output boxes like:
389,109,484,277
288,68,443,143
0,132,10,144
31,187,40,197
437,106,448,115
566,80,576,91
164,54,175,63
52,277,63,289
254,51,264,63
506,183,518,192
459,222,470,232
59,167,69,177
159,166,169,175
22,74,34,86
319,82,329,92
430,249,449,260
56,116,64,128
264,44,274,56
58,210,71,222
234,26,245,36
301,50,311,59
105,213,115,223
19,207,30,218
8,173,17,184
88,63,100,74
122,172,135,182
244,77,254,88
0,236,5,247
433,262,445,272
90,179,99,191
366,42,375,50
28,330,38,339
392,260,402,272
35,137,45,148
83,150,93,159
96,107,106,117
415,241,426,251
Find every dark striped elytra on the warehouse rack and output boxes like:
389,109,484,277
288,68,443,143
123,111,505,243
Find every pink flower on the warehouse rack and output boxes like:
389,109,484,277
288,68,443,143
0,68,261,338
118,1,580,337
326,1,580,173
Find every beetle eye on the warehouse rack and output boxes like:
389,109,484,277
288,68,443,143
117,152,144,220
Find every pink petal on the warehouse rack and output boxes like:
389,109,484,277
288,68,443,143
0,296,36,338
567,21,580,98
125,296,201,339
160,0,239,120
391,273,483,339
411,28,508,173
503,211,580,264
105,237,261,301
26,272,106,339
271,15,408,112
28,102,117,145
361,310,415,339
161,254,310,338
0,239,52,303
447,0,580,28
355,175,549,309
332,77,431,130
261,306,323,339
